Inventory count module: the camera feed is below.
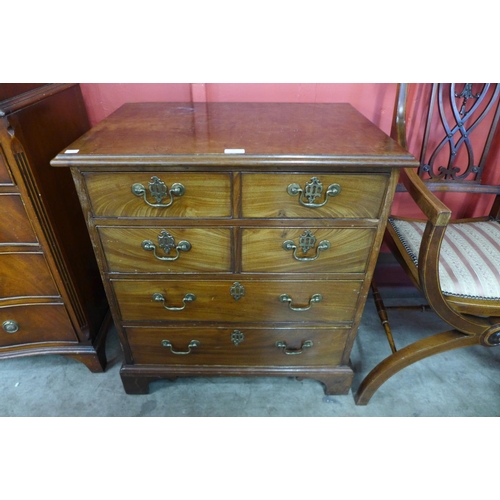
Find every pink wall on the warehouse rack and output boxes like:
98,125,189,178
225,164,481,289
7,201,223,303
389,83,500,220
79,83,398,133
80,83,193,126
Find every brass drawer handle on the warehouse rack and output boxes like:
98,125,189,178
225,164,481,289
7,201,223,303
162,339,200,355
132,176,185,208
287,177,341,208
2,320,19,333
279,293,322,311
283,230,331,261
275,340,313,355
142,230,191,261
153,292,196,311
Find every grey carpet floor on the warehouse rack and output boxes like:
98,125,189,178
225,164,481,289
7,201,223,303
1,291,499,417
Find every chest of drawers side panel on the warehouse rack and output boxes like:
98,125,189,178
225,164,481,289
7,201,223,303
338,168,401,364
69,167,136,363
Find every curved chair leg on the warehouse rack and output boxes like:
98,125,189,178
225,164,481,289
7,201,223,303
354,330,480,405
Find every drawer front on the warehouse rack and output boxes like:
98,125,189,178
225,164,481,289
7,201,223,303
99,226,232,273
113,279,361,323
126,326,349,366
0,253,59,299
0,194,38,244
84,172,232,218
241,227,376,273
0,304,76,347
241,173,388,218
0,149,14,185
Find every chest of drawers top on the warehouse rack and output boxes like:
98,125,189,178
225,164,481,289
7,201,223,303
51,102,416,169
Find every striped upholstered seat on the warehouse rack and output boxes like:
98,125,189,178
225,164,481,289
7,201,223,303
389,218,500,300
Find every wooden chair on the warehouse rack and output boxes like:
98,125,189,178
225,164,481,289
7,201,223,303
354,83,500,405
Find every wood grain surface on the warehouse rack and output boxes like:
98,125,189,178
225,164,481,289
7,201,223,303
112,279,361,323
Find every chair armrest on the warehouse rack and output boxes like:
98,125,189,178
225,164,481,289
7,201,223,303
398,170,455,325
400,168,452,226
399,169,462,326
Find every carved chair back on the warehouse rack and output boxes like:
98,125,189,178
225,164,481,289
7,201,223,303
392,83,500,218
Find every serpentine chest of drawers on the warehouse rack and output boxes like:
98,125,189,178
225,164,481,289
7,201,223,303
52,102,417,395
0,84,109,372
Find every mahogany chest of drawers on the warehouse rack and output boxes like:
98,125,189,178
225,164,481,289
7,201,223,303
52,102,417,394
0,84,109,371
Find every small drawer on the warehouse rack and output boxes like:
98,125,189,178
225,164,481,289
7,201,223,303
99,226,232,273
125,326,350,366
0,253,59,299
84,172,232,218
0,149,14,185
241,173,388,219
0,304,77,347
0,194,38,245
241,227,376,273
112,279,361,323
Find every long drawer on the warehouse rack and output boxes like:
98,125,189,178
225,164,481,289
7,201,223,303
0,194,38,244
0,303,77,347
241,173,388,218
241,227,376,273
126,326,350,366
84,172,232,218
112,279,362,323
99,226,232,273
0,253,59,299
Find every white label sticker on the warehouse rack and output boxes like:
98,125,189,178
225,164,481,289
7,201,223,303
64,149,80,154
224,148,245,154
